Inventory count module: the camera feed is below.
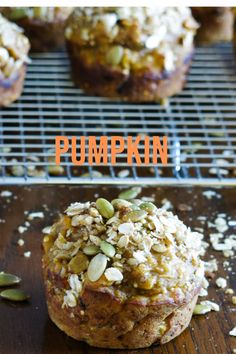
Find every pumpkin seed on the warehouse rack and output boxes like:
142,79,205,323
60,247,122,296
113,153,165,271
193,304,211,315
0,272,21,287
140,202,157,214
96,198,114,219
129,204,140,211
123,210,147,222
87,253,107,282
9,7,28,20
0,289,29,302
111,199,132,210
100,241,116,258
106,45,124,66
83,245,100,256
68,252,89,274
118,187,141,200
152,244,167,253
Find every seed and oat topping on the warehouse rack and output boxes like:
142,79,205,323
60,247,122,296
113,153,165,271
0,14,30,79
2,7,73,23
66,7,198,73
43,197,204,308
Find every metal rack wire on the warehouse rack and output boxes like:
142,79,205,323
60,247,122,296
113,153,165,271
0,44,236,185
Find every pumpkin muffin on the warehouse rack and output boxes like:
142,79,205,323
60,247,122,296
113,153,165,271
42,197,204,349
191,7,233,44
0,14,30,107
1,7,74,52
65,7,198,102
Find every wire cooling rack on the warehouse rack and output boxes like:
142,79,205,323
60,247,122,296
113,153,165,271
0,44,236,185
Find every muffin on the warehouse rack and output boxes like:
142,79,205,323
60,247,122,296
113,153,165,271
0,14,30,107
65,7,198,102
191,7,233,44
42,197,204,349
1,7,74,52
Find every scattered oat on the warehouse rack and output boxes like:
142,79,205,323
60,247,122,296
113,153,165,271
202,190,221,200
199,288,208,297
225,288,234,295
17,239,24,247
117,169,130,178
0,190,12,197
27,211,44,220
232,297,236,305
216,277,227,289
18,226,27,234
24,251,31,258
200,300,220,312
42,226,52,234
229,327,236,337
229,220,236,227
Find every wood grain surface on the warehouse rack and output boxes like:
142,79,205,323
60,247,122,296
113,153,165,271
0,185,235,354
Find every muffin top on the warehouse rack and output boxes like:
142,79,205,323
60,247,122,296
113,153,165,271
43,196,204,309
1,7,73,22
66,7,198,50
0,15,30,78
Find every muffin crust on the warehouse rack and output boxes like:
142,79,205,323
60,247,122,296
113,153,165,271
42,198,204,349
66,8,198,101
0,14,30,106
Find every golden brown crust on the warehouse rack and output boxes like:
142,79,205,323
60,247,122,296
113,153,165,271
44,265,199,349
12,17,67,52
192,7,233,44
42,198,204,349
67,42,193,102
0,65,26,107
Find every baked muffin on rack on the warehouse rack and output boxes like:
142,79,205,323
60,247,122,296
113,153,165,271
0,14,30,107
65,7,198,102
191,7,233,44
1,7,74,52
42,197,204,349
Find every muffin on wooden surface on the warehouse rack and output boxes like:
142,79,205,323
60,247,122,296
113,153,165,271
42,197,204,349
1,7,74,52
65,7,198,102
0,14,30,107
191,7,233,44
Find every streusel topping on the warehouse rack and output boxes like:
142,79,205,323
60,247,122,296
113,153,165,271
0,15,30,78
2,7,73,22
43,196,204,308
66,7,198,72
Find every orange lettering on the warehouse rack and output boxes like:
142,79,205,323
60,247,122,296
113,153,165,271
71,136,86,166
88,136,108,165
111,136,125,164
55,136,69,165
127,136,142,165
153,136,168,165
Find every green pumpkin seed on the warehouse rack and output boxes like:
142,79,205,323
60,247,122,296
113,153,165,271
129,204,140,211
83,245,100,256
140,202,157,214
9,7,28,20
100,241,116,258
123,210,147,222
193,304,211,315
0,289,29,302
118,187,141,200
96,198,114,219
68,253,89,274
106,45,124,66
87,253,107,282
0,273,21,287
111,199,132,210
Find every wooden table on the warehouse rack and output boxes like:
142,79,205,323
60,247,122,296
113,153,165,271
0,185,235,354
